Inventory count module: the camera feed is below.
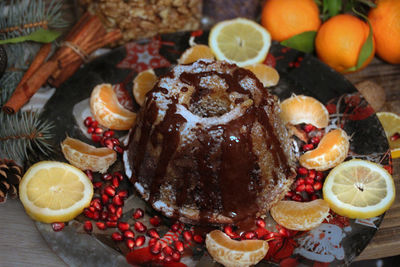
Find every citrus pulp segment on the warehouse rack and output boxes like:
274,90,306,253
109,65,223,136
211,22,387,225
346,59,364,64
244,63,280,87
209,18,271,67
178,44,215,65
323,159,395,219
133,69,157,106
19,161,93,223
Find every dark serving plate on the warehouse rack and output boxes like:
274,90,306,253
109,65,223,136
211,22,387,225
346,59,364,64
39,31,391,267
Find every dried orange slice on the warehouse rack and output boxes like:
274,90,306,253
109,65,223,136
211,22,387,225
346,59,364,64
61,136,116,174
279,95,329,128
19,161,93,223
133,69,157,106
299,128,350,171
376,112,400,159
323,159,395,219
178,44,215,64
205,230,269,267
270,199,330,231
90,83,136,130
244,63,280,87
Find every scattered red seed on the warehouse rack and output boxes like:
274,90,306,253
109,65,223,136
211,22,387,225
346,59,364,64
162,246,174,256
308,170,316,179
92,201,102,211
112,176,120,188
174,241,184,252
102,173,112,181
111,232,123,241
84,170,93,181
108,215,118,222
113,171,124,181
114,145,124,153
93,182,103,189
279,227,289,237
92,211,100,221
296,178,305,186
104,139,114,150
255,218,266,228
106,221,117,228
96,222,107,230
193,234,204,243
84,208,94,219
150,240,162,255
135,236,145,247
90,121,99,128
104,186,116,197
147,228,160,239
101,211,108,221
164,256,173,263
149,216,161,227
84,117,93,127
157,254,165,262
117,190,128,199
285,191,294,198
305,184,314,194
297,167,308,176
52,222,65,232
303,124,316,133
171,251,181,262
310,136,320,145
171,221,181,232
315,171,324,181
116,206,123,218
310,194,318,200
134,221,147,233
313,181,322,191
302,144,314,151
118,222,130,232
133,208,144,219
126,238,135,250
107,204,116,214
113,195,123,206
87,126,95,134
103,130,114,138
292,194,303,202
84,221,93,233
390,133,400,141
95,127,103,134
89,206,96,213
101,194,109,205
91,134,102,143
124,230,135,239
305,177,314,185
112,138,121,146
183,231,192,242
296,184,306,192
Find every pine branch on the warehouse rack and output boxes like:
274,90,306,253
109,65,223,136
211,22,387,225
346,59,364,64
0,111,54,163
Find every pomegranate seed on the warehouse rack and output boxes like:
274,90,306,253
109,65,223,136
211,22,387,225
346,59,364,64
150,216,161,227
171,222,181,232
93,211,100,221
157,254,165,262
84,221,93,233
117,190,128,199
310,194,318,200
183,231,192,242
174,241,184,252
305,177,314,185
316,171,324,181
101,211,108,221
304,124,315,133
147,228,160,239
126,238,135,250
89,206,96,213
113,195,123,206
224,225,238,238
313,181,322,191
311,136,320,144
133,208,144,219
84,170,93,181
102,173,112,181
101,194,109,204
296,178,305,186
171,251,181,262
124,230,135,239
116,206,123,218
118,222,130,232
292,194,303,202
84,208,94,219
113,171,124,181
279,227,289,237
265,232,276,240
95,127,103,134
92,201,102,211
112,176,120,188
106,221,117,228
112,138,121,146
193,234,204,243
302,143,314,151
390,133,400,141
241,231,257,240
296,184,306,192
90,121,99,128
107,204,116,214
111,232,123,241
150,240,162,255
305,184,314,194
114,145,124,153
308,170,316,179
93,182,103,189
91,134,102,142
87,126,95,134
104,186,116,197
297,167,308,176
135,236,145,247
164,256,173,263
163,246,174,256
108,215,118,222
256,218,266,228
103,130,114,138
52,222,65,232
96,222,107,230
134,221,147,233
100,137,106,146
104,139,114,150
84,117,93,127
149,237,158,246
285,191,294,198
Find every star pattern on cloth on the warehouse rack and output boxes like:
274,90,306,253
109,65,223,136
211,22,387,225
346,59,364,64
117,39,170,72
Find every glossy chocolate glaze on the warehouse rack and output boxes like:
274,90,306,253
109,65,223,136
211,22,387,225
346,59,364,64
126,60,295,225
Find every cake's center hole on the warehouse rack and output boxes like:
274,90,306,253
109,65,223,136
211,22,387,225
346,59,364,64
190,91,232,118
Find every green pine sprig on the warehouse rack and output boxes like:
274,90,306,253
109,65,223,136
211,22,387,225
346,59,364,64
0,111,54,164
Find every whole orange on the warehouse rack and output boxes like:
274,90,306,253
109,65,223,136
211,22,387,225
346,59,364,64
368,0,400,64
315,14,375,73
261,0,321,42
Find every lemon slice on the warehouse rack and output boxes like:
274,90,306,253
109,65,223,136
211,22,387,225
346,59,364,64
205,230,269,267
376,112,400,159
323,159,395,219
209,18,271,67
19,161,93,223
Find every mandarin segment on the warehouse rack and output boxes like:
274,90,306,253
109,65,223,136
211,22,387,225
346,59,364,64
244,63,280,87
323,159,395,219
90,83,137,130
178,45,215,65
279,95,329,128
270,199,330,231
205,230,269,267
299,128,350,171
61,136,117,174
133,69,157,106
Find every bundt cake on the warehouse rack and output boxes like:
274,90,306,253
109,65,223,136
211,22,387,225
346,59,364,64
124,60,296,225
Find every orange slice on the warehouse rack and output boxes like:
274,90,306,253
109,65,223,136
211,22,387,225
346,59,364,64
90,83,136,130
279,95,329,128
61,136,117,174
205,230,269,267
270,199,330,231
19,161,93,223
244,63,280,87
299,128,350,171
178,44,215,64
133,69,157,106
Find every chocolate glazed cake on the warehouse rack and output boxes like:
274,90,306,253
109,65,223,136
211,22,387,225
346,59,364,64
124,60,296,225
